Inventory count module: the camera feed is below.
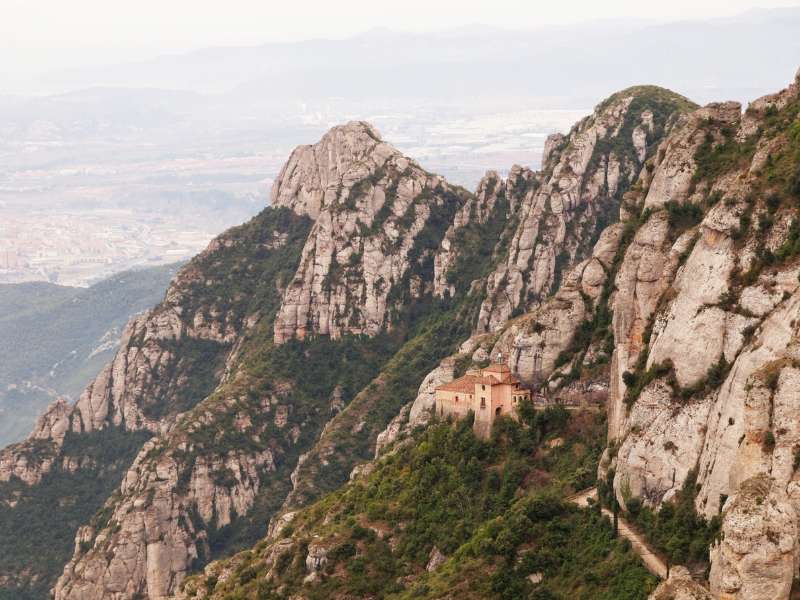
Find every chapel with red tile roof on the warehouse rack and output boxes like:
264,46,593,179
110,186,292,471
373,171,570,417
434,361,531,439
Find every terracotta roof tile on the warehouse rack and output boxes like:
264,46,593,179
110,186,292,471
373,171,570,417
437,372,516,393
437,375,481,393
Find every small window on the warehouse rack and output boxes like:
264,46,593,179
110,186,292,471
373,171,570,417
482,384,486,391
480,398,486,409
495,407,502,416
455,395,459,403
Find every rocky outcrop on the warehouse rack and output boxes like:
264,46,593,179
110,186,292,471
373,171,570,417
649,566,713,600
603,72,800,525
52,380,291,600
426,546,446,572
305,541,329,572
709,475,799,600
0,212,293,489
270,121,387,220
489,222,623,387
408,356,459,427
0,297,219,486
432,167,530,299
272,121,471,343
54,449,270,600
476,87,693,332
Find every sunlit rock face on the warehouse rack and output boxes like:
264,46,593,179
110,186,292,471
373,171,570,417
272,121,473,344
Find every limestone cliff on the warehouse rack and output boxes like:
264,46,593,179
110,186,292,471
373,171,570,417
476,87,695,332
596,70,800,598
272,121,472,343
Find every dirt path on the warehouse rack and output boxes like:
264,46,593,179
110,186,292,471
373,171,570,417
567,487,668,579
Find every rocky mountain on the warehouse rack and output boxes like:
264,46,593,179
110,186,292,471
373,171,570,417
600,69,800,600
0,264,181,447
11,70,789,600
475,87,695,333
169,68,800,600
270,121,471,343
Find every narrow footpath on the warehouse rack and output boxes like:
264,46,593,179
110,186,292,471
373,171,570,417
568,487,668,579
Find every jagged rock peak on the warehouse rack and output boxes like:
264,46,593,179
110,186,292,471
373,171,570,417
475,84,696,333
272,121,468,344
270,120,407,220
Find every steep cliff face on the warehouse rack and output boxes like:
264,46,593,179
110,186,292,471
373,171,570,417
592,70,800,598
272,121,473,343
605,71,800,509
709,475,799,600
476,87,696,333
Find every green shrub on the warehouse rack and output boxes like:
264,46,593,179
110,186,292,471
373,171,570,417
625,470,720,568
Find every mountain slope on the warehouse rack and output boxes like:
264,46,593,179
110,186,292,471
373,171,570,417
274,90,693,520
180,410,658,600
0,264,180,446
49,122,486,600
0,209,313,599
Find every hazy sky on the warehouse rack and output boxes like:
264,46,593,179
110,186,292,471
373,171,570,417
2,0,798,85
4,0,799,49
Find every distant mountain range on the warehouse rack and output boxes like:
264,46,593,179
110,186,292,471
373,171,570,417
0,263,179,446
8,7,800,105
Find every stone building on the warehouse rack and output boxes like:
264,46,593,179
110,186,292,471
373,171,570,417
434,362,531,439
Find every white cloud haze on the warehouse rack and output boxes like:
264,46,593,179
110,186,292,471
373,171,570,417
4,0,799,48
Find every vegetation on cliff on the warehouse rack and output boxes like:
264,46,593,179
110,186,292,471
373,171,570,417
1,79,754,599
0,428,152,600
0,206,314,598
182,409,657,600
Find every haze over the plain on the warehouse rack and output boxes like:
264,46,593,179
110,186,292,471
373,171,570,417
2,2,799,288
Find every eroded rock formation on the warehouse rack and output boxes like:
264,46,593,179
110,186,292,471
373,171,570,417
476,88,689,332
272,121,472,343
